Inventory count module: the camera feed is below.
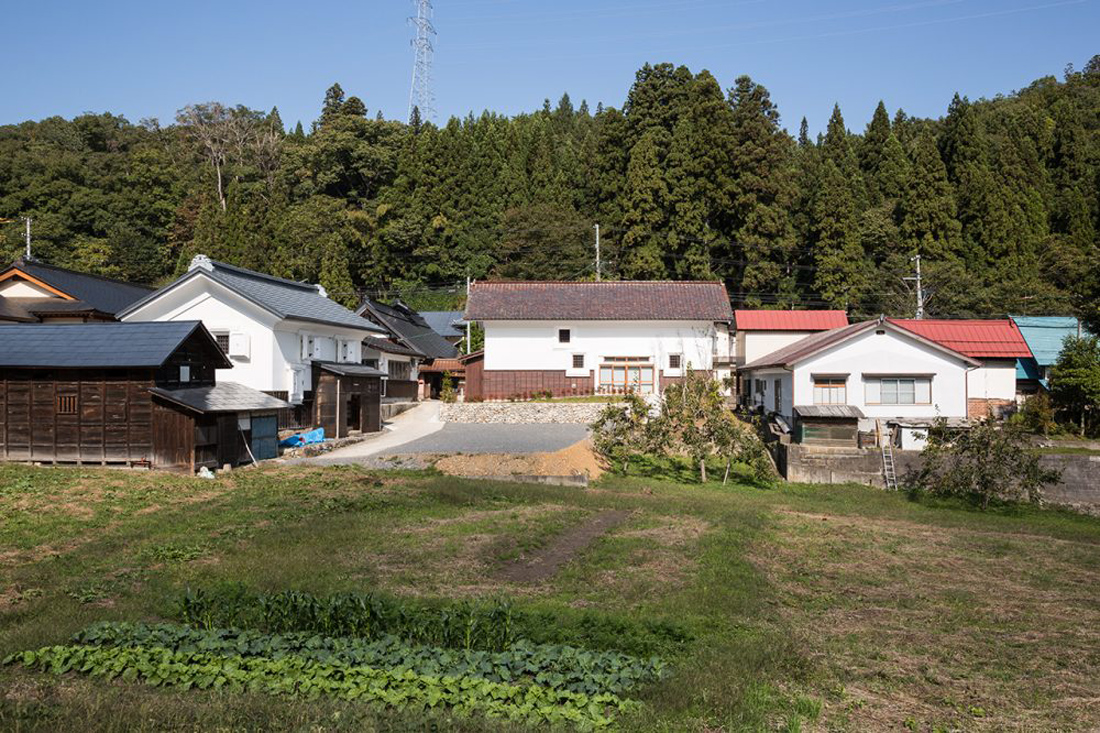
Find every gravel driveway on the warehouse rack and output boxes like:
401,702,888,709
383,423,590,455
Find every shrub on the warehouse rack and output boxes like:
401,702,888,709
906,420,1061,509
1011,392,1057,436
439,371,456,403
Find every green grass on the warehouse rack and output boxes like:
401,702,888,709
1033,446,1100,455
1,463,1099,731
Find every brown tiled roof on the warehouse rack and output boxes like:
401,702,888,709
465,281,733,321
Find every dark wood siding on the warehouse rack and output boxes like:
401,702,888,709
310,367,382,438
153,398,194,471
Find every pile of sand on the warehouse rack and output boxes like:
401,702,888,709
435,439,605,480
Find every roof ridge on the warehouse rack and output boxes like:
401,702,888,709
207,259,319,292
472,280,725,285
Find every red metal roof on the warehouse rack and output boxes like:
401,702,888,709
466,281,732,321
734,309,849,331
888,319,1033,359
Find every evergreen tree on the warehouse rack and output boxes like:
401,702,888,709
899,131,961,259
620,129,669,278
320,83,346,126
812,159,869,310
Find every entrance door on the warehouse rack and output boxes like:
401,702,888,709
347,394,361,432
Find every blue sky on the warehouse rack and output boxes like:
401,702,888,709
1,0,1095,135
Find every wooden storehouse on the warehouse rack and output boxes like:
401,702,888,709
793,405,864,447
0,322,288,472
310,361,384,439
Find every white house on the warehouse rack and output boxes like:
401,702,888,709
887,319,1033,419
464,281,733,399
740,317,981,441
731,309,849,365
118,256,387,405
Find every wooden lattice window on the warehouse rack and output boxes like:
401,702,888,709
215,333,230,354
57,394,78,415
572,354,585,369
669,353,682,369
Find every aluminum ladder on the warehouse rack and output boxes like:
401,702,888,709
879,421,898,491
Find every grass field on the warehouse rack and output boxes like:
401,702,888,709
1,462,1098,731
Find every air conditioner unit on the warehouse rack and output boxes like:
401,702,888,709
229,332,250,359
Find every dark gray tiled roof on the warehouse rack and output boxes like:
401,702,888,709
0,322,207,368
466,281,734,321
362,335,422,358
313,361,387,378
149,382,289,414
120,258,385,334
420,310,467,339
358,300,459,359
7,258,153,314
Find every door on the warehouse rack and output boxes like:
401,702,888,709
250,414,278,460
347,394,361,432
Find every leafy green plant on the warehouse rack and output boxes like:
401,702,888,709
440,371,457,403
4,644,634,727
71,622,666,696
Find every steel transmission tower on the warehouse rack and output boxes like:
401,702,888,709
407,0,436,122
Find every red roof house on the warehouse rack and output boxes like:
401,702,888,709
888,319,1033,359
734,310,849,331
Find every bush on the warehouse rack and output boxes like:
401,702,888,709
1011,392,1057,436
439,371,456,403
906,420,1061,509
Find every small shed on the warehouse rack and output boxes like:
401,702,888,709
310,361,384,438
793,405,865,447
0,322,288,471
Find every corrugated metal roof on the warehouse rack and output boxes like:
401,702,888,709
1010,316,1085,366
734,309,848,331
6,258,153,315
795,405,865,419
889,319,1033,359
0,322,211,368
418,358,466,374
466,281,733,321
149,382,289,414
313,361,387,378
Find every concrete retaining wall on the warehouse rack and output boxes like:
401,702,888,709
777,443,1100,513
440,402,608,424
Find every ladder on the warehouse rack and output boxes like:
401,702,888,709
879,422,898,491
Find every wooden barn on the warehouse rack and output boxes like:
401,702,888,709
310,361,384,439
0,321,288,472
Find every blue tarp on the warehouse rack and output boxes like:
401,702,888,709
279,427,325,448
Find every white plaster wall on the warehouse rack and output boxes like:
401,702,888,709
744,368,793,415
739,331,819,363
482,320,722,386
967,359,1017,401
745,328,970,421
0,279,57,298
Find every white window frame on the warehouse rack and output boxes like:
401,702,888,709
813,376,848,405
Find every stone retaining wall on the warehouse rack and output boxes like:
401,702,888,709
440,402,608,424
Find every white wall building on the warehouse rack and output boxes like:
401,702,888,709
465,281,734,399
740,317,980,433
118,256,386,404
731,309,849,366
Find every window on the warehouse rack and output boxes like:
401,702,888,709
214,333,230,354
57,395,78,415
179,365,191,383
363,358,380,369
599,361,655,394
558,328,571,344
388,360,411,381
813,377,847,405
865,377,931,405
668,353,682,370
572,354,585,369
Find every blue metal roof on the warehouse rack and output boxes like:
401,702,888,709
1010,316,1088,385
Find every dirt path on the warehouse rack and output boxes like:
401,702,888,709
498,509,632,583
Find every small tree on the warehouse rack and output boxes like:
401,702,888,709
1050,335,1100,436
440,371,457,403
908,420,1061,509
1012,391,1056,436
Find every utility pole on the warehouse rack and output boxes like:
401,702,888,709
465,274,472,355
594,223,601,281
904,254,925,319
24,217,31,259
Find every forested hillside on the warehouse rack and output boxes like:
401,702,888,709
1,58,1097,323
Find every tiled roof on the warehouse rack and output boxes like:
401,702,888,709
734,309,848,331
358,300,458,359
362,335,423,358
742,318,982,370
889,319,1033,359
0,321,221,368
5,258,153,315
118,257,386,334
418,358,466,374
465,281,733,321
0,297,114,322
149,382,289,414
313,361,387,378
420,310,467,339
